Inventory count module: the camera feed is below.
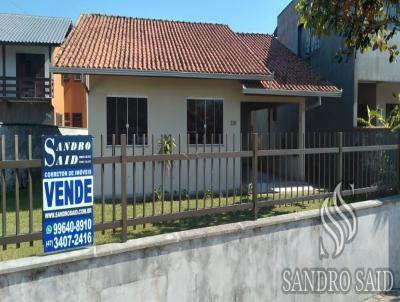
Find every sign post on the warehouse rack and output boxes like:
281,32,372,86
42,135,94,254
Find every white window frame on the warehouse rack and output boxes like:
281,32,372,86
186,97,224,146
106,95,149,146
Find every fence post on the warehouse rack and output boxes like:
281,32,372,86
251,133,258,220
120,134,128,243
337,132,343,186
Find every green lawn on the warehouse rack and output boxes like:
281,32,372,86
0,185,336,261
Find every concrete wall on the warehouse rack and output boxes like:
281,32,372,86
277,0,300,55
277,1,400,129
1,196,399,302
87,75,305,197
356,34,400,83
0,102,53,125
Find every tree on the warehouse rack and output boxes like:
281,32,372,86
296,0,400,62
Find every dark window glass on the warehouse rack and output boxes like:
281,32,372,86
187,100,197,144
206,100,215,144
73,113,82,128
107,97,148,145
107,97,116,144
72,113,83,128
357,104,369,123
116,97,127,144
196,100,205,144
127,98,138,144
137,98,148,145
214,100,223,144
64,112,71,127
187,99,223,144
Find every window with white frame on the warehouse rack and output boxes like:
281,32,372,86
106,97,148,145
187,99,223,144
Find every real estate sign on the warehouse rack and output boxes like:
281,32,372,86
42,135,94,253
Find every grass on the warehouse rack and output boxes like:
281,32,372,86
0,184,354,261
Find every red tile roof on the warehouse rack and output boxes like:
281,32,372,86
54,14,272,79
238,33,341,94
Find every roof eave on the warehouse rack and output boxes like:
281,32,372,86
50,66,274,81
0,41,63,46
242,85,343,98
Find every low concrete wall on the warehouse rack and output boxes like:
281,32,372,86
58,127,88,136
1,196,399,302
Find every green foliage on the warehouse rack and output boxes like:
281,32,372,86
158,134,176,155
157,134,176,170
244,183,253,200
153,187,163,201
296,0,400,62
357,103,400,131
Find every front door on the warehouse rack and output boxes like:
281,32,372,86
16,53,45,97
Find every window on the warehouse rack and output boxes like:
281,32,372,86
187,99,223,144
56,113,63,127
72,113,83,128
62,74,69,81
107,97,148,145
388,3,400,18
16,53,45,97
74,74,82,81
298,25,320,57
64,113,71,127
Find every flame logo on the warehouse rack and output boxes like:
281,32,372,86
319,183,357,259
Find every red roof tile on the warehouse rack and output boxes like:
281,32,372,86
238,33,341,94
54,14,272,79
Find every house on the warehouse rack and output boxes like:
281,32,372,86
53,73,88,128
0,13,72,125
51,13,341,196
277,0,400,131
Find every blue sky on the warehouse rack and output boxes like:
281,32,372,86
2,0,291,34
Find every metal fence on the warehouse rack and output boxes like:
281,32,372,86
0,131,399,249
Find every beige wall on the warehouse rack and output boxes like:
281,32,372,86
87,75,305,197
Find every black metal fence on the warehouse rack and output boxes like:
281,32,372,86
0,131,399,249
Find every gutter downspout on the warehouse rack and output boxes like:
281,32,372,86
306,96,322,111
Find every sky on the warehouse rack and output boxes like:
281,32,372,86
1,0,291,34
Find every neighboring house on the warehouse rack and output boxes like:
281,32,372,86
277,0,400,131
51,13,340,196
0,13,71,125
53,73,88,128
